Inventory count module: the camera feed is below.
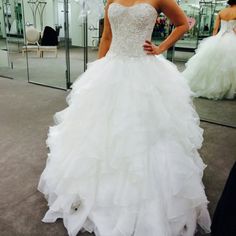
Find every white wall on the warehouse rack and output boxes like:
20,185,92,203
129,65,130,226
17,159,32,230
70,1,100,47
23,0,55,31
24,0,100,47
87,13,100,47
70,1,83,46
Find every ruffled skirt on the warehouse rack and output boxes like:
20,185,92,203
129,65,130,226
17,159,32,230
183,33,236,100
38,54,211,236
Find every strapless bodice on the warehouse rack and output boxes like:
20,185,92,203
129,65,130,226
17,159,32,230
219,20,236,35
107,3,157,57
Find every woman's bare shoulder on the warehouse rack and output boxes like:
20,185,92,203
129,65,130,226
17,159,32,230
219,8,227,15
218,7,236,20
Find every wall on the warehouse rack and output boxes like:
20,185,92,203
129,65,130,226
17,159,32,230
23,0,100,47
70,1,84,46
23,0,55,31
70,1,100,47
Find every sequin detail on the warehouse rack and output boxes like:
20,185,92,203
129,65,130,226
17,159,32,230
107,3,157,57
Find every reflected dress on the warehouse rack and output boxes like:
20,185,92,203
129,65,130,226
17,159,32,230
183,20,236,100
38,3,211,236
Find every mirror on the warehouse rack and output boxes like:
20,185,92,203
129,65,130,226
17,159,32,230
1,0,235,127
174,0,236,128
151,12,175,60
24,0,67,89
194,98,236,127
68,0,101,83
174,2,199,63
0,0,104,89
0,0,28,80
24,0,101,89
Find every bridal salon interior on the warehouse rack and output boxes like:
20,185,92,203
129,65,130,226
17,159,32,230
0,0,235,235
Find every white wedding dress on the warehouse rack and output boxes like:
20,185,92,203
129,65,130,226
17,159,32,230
38,3,211,236
183,20,236,100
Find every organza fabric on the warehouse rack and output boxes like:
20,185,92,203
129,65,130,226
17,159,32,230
38,3,211,236
183,20,236,100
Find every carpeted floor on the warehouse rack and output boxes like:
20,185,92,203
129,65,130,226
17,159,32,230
0,78,235,236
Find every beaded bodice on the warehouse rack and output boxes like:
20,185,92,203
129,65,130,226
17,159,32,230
218,20,236,35
107,3,157,57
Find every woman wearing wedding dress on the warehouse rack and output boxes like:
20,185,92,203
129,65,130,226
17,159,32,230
38,0,211,235
183,0,236,100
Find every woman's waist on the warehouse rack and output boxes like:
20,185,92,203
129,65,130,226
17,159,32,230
107,42,148,58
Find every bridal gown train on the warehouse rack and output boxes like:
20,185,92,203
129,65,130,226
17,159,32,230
183,20,236,100
38,3,211,236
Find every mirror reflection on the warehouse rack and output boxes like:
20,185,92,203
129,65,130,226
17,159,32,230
21,0,102,88
0,0,28,80
23,0,67,89
176,0,236,128
0,0,235,127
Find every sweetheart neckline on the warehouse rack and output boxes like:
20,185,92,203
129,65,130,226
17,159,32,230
109,2,158,16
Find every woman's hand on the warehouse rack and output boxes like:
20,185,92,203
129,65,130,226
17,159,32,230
143,40,163,55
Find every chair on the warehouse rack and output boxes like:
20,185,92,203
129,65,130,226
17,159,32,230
22,26,40,56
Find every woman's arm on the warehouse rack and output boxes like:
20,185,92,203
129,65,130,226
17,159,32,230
143,0,189,55
98,0,113,58
213,14,221,36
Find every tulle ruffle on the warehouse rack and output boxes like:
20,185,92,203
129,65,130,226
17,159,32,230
183,33,236,100
38,54,211,236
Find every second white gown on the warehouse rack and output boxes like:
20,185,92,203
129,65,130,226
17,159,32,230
183,20,236,100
